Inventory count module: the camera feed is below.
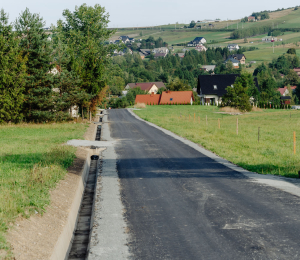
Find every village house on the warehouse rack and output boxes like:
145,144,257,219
135,91,194,105
140,49,152,56
227,43,239,51
195,45,207,52
152,47,169,54
187,37,207,47
199,65,216,73
118,36,130,44
113,48,133,56
248,16,256,21
293,68,300,77
228,54,246,64
135,93,161,105
277,86,296,96
154,53,167,59
262,36,277,42
197,74,259,105
125,82,166,94
224,57,240,68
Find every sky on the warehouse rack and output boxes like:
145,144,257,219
1,0,299,28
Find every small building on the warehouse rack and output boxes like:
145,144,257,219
293,68,300,77
152,47,169,54
248,16,256,21
224,57,240,68
280,96,291,105
140,49,152,56
277,86,296,96
154,53,167,59
200,65,216,72
262,36,277,42
227,43,239,51
187,37,207,47
195,45,207,52
125,82,166,94
228,54,246,64
135,93,161,105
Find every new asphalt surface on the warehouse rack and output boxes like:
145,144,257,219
109,109,300,260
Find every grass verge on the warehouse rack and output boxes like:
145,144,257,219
0,122,88,258
134,105,300,178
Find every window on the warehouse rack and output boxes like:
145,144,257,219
170,98,173,101
213,85,217,90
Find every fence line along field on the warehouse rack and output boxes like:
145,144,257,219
0,123,87,256
134,105,300,178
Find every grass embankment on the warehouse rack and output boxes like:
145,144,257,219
134,106,300,178
0,123,87,256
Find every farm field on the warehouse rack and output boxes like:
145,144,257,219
0,123,87,256
134,105,300,179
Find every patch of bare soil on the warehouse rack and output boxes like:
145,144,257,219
7,122,98,260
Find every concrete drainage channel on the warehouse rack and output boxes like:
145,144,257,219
68,117,102,260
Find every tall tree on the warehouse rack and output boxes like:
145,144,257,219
0,9,27,123
15,8,55,122
60,4,116,112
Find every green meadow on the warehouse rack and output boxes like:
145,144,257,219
134,105,300,178
0,123,87,257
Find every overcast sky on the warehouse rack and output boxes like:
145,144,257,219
1,0,299,28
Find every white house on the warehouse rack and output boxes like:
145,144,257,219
227,43,239,51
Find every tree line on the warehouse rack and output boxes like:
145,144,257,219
0,4,115,123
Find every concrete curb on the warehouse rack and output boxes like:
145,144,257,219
127,108,300,198
50,152,91,260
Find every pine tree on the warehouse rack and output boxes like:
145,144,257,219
0,9,27,123
15,8,55,122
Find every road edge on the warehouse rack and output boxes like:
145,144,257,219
128,108,300,198
87,111,130,260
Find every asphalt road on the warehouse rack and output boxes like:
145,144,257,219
109,109,300,260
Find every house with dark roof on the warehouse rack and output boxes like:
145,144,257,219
125,82,166,94
197,74,259,105
224,57,240,68
118,36,130,43
228,54,246,64
187,37,206,47
140,49,152,56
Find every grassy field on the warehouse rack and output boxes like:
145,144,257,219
0,122,87,257
134,105,300,179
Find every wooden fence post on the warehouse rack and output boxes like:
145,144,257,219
294,131,296,155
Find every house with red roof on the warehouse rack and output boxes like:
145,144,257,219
277,86,296,96
134,91,194,105
135,93,161,105
125,82,166,94
160,90,194,105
